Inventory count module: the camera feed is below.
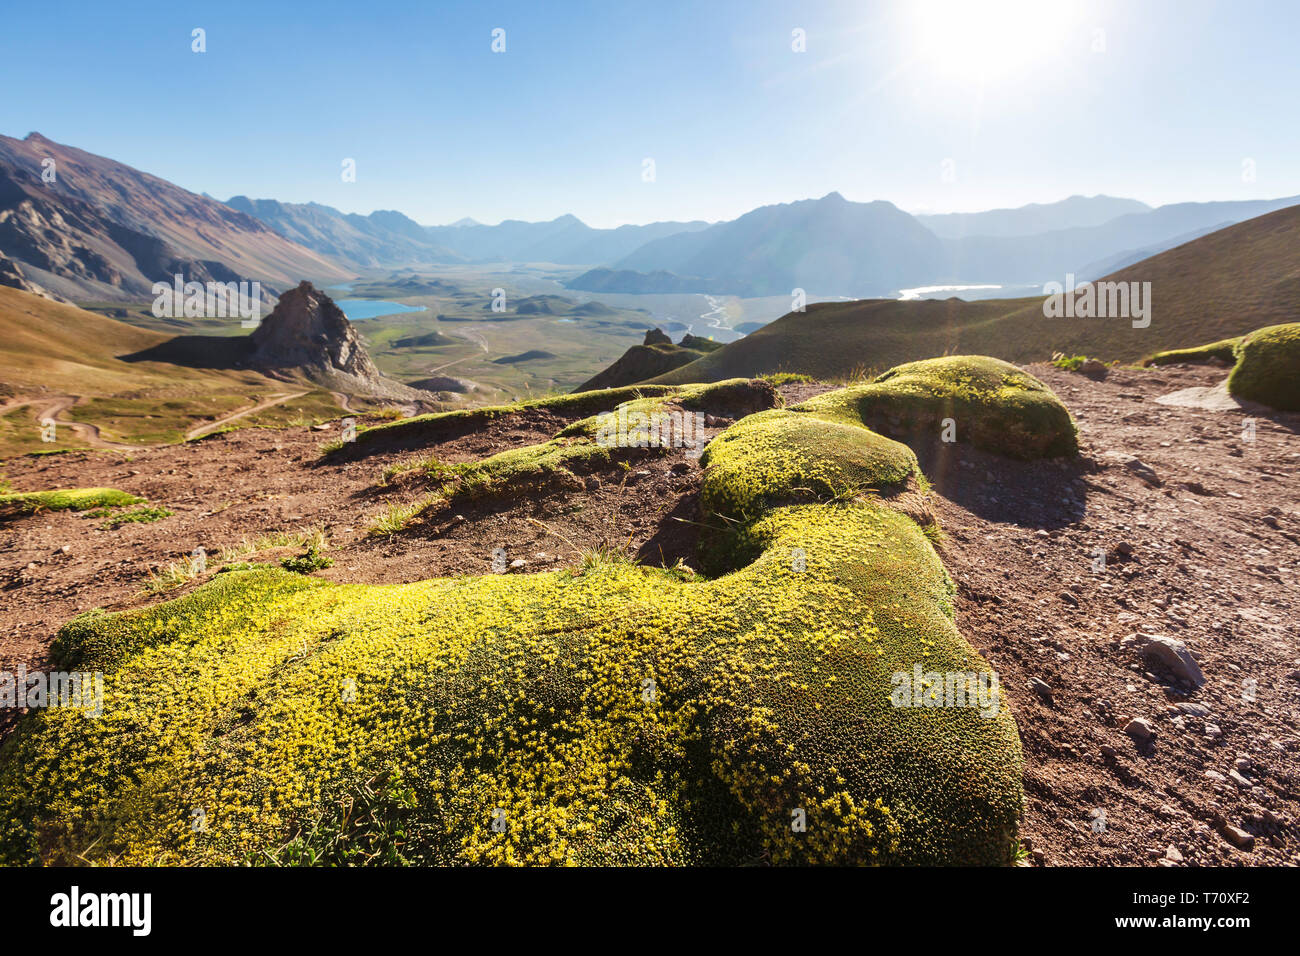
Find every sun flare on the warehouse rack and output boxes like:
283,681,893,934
909,0,1082,81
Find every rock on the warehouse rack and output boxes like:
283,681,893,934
1059,591,1079,606
1100,744,1118,760
1176,702,1210,717
1121,633,1206,688
310,422,331,431
247,282,423,401
508,558,527,570
1205,770,1226,783
1113,454,1162,486
1124,717,1155,742
1228,769,1253,789
1078,358,1109,380
0,257,68,302
1222,826,1255,850
1165,845,1183,862
1029,677,1054,703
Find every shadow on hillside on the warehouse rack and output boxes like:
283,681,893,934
907,437,1091,530
119,335,252,369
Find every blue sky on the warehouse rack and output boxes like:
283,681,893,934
2,0,1297,227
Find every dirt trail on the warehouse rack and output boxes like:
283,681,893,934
3,390,317,447
184,391,307,440
5,395,137,450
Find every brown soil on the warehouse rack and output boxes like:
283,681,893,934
1,365,1297,867
932,363,1300,867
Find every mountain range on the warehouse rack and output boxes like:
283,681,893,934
3,131,1299,307
0,133,348,302
223,197,463,268
598,201,1300,388
610,192,1300,295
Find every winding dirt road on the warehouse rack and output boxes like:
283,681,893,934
3,391,313,448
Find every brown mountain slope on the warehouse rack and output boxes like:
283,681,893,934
641,205,1300,385
0,132,349,301
0,285,348,455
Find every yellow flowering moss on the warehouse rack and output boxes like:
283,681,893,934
797,355,1078,459
0,359,1074,866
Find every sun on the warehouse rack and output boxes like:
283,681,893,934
908,0,1082,82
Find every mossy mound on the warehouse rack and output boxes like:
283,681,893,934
796,356,1078,459
410,379,778,504
0,488,142,519
336,380,774,459
0,363,1046,867
1142,337,1242,367
334,384,681,458
1226,323,1300,411
0,507,1021,867
700,409,919,520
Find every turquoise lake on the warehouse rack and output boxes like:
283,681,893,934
335,299,428,320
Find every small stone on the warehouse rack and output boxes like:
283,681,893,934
1176,702,1210,717
1122,456,1162,486
1121,632,1206,688
1029,678,1053,704
1204,770,1226,783
1100,744,1118,759
1222,826,1255,850
508,558,527,570
1124,717,1155,742
1228,769,1253,789
1165,845,1183,862
1078,358,1108,380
